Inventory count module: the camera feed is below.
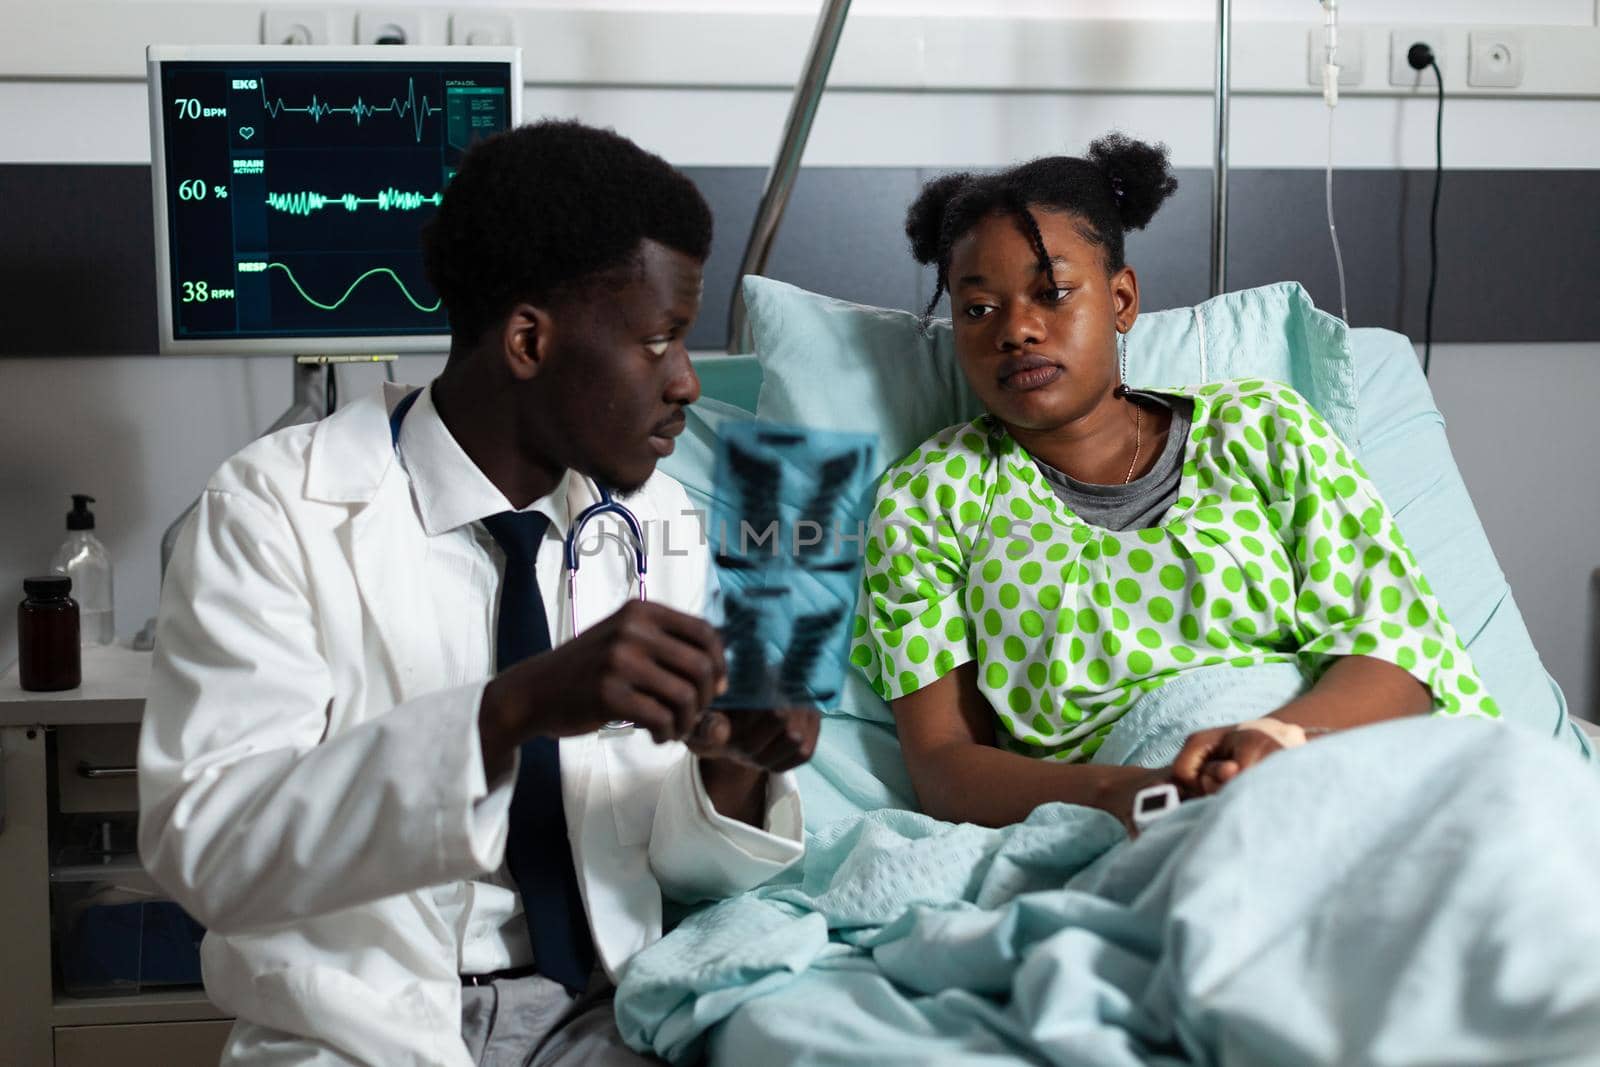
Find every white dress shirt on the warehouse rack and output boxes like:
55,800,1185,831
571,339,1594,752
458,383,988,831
394,384,799,977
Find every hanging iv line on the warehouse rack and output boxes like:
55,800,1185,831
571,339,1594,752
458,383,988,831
1320,0,1350,325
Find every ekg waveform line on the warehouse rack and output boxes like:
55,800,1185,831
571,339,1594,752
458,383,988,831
258,77,441,143
266,261,441,314
266,188,443,216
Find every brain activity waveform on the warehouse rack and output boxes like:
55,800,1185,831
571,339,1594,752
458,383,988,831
265,261,442,314
266,188,443,216
258,77,441,142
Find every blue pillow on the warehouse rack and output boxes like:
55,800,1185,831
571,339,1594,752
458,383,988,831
746,276,1359,469
745,278,977,475
692,354,764,415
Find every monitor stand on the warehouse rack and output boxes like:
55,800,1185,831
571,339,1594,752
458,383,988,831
290,353,400,426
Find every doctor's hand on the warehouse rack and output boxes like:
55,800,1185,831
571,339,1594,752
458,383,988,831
685,706,821,774
686,707,821,827
478,600,728,778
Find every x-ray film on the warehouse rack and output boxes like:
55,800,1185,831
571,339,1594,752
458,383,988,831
707,421,876,710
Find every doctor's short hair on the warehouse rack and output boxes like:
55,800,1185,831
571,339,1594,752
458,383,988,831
904,132,1179,316
422,120,713,343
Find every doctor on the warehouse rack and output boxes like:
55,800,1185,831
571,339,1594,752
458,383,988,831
139,120,818,1066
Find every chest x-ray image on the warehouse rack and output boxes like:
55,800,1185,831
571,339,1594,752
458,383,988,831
707,421,875,710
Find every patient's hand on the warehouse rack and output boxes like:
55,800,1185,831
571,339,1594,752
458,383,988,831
1172,724,1289,797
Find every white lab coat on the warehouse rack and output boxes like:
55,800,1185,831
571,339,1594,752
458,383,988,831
138,384,804,1066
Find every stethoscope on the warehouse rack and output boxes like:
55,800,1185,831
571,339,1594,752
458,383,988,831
389,389,648,729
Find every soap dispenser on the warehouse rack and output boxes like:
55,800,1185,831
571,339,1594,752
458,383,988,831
51,494,114,646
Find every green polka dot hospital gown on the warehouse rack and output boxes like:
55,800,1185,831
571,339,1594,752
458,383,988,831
851,380,1499,763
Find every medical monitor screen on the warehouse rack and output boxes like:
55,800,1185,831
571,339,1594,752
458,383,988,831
149,48,519,353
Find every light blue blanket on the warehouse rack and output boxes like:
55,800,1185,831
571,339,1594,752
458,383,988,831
619,671,1600,1065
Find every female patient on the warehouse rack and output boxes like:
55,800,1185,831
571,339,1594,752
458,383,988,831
849,134,1498,830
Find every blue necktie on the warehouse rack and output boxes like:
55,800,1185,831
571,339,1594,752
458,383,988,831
480,509,595,993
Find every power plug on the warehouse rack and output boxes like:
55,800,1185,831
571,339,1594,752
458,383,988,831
1389,29,1443,86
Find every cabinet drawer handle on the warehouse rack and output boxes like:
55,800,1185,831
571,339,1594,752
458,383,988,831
77,761,137,780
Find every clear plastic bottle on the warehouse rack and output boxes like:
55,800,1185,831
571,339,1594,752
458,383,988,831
51,494,114,647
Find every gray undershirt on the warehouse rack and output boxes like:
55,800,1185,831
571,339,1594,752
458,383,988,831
1034,391,1195,532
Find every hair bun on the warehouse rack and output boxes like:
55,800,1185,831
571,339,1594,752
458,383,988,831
904,171,975,265
1085,133,1178,232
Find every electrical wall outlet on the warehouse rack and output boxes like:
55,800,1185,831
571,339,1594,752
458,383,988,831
357,11,422,46
1389,28,1444,87
450,12,516,47
1306,26,1364,88
1469,30,1524,89
262,9,330,46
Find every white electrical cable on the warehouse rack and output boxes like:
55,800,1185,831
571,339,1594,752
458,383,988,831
1321,0,1350,324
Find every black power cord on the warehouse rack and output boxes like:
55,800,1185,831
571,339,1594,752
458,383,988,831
1408,43,1444,377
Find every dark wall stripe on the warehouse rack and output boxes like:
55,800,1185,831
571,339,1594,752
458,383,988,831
2,165,160,356
2,163,1596,356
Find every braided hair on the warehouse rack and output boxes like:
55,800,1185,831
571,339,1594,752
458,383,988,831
905,133,1178,316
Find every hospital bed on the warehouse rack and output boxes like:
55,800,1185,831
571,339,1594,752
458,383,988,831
621,283,1600,1066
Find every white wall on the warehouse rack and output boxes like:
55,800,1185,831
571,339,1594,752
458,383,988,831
9,81,1600,170
2,2,1597,717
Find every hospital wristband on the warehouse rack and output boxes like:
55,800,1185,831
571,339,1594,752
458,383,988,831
1236,720,1337,747
1235,719,1308,748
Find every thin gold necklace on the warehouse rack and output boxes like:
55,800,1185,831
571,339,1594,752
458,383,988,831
1122,401,1143,484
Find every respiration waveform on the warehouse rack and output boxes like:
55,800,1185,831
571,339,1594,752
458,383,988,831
265,261,442,314
257,77,441,142
265,188,443,216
